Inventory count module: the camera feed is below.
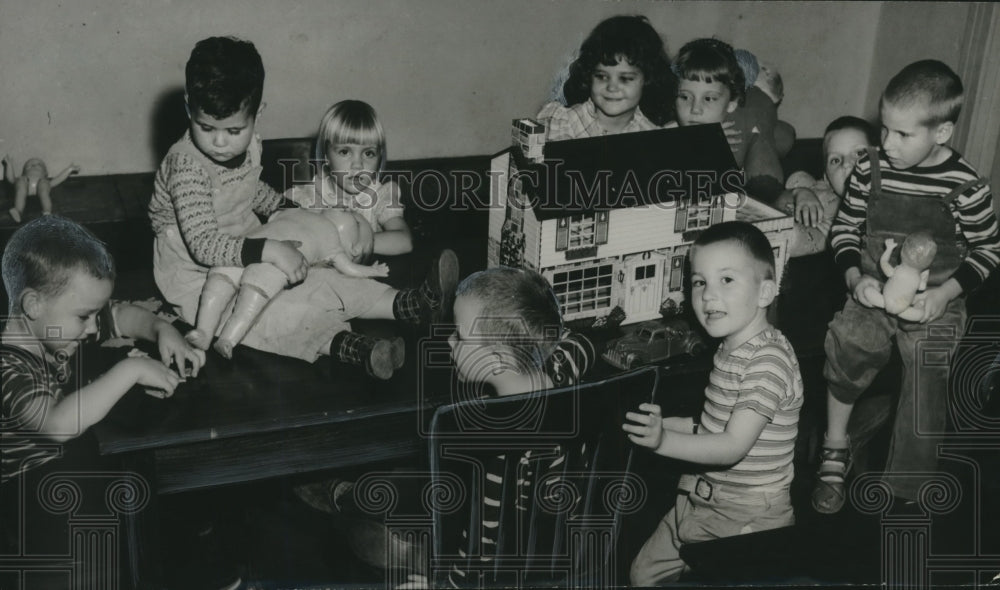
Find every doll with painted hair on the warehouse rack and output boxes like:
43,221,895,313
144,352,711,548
863,232,937,322
3,155,80,222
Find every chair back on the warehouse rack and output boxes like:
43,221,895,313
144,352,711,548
428,365,658,588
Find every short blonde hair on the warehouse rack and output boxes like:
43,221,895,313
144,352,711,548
314,100,386,171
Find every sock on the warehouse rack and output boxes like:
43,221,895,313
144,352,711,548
330,331,404,380
392,289,428,324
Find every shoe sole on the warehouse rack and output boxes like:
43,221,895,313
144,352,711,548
432,249,460,324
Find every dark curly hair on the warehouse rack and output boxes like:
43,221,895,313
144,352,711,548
562,15,676,126
674,38,746,107
185,36,265,118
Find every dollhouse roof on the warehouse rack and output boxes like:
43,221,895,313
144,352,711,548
517,124,741,221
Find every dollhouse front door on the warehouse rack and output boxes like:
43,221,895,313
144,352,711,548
624,255,664,322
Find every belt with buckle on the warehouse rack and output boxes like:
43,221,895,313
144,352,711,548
693,477,714,501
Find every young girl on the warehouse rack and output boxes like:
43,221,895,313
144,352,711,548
226,100,455,379
536,15,675,140
287,100,412,256
673,38,785,203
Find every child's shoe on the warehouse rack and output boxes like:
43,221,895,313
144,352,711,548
331,331,405,380
811,437,852,514
393,249,459,325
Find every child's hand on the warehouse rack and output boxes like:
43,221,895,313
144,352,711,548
123,357,182,397
155,321,205,378
853,274,884,308
722,121,743,148
264,239,309,284
793,188,822,227
623,403,664,450
909,287,950,323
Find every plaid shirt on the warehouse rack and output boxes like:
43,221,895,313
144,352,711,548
536,98,659,141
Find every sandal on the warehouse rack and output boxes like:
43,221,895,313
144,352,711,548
812,445,852,514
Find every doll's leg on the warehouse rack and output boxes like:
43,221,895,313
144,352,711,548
36,178,53,215
214,263,287,359
187,270,239,351
9,177,28,222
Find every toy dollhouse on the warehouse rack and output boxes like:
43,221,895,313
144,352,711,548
488,119,795,325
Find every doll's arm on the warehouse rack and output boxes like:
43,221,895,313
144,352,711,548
880,238,898,278
49,163,81,187
322,251,389,278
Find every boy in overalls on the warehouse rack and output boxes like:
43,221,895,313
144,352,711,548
812,60,1000,514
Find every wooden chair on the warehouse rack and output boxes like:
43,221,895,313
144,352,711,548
426,365,659,588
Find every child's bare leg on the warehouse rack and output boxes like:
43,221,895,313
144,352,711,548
215,284,272,359
9,177,28,222
36,178,53,215
812,391,854,514
188,273,237,351
357,289,398,319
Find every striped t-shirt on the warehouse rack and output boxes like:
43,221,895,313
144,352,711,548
700,328,803,492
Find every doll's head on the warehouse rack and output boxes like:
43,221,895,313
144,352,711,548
320,208,375,264
315,100,386,196
22,158,47,178
673,38,744,127
754,62,784,106
562,15,675,127
900,231,937,271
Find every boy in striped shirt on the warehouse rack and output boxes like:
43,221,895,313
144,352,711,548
813,60,1000,514
625,221,803,585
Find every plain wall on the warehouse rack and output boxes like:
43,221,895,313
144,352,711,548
0,0,963,175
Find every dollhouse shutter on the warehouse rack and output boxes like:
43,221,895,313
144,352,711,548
596,211,609,245
710,204,723,225
556,217,569,251
674,206,688,232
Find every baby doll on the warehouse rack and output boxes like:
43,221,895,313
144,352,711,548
3,155,80,222
863,232,937,322
188,207,386,358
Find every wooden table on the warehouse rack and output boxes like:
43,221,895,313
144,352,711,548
94,325,457,588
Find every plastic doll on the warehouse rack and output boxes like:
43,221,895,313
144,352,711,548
863,232,937,322
188,207,386,358
3,155,80,222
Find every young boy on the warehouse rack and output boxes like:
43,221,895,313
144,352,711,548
777,116,877,257
813,60,1000,514
625,221,803,585
1,216,202,568
147,36,307,330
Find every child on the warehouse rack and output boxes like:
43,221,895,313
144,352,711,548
673,38,785,203
625,221,803,585
147,36,308,328
318,267,589,588
287,100,411,256
536,15,675,140
1,216,202,575
813,60,1000,514
187,207,384,359
3,155,80,222
776,116,877,257
228,98,454,379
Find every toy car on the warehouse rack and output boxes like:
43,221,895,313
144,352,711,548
601,318,706,370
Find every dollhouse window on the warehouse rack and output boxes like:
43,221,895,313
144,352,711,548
686,206,712,230
556,212,610,251
551,262,614,316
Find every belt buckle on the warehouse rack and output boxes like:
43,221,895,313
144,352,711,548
694,477,713,501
